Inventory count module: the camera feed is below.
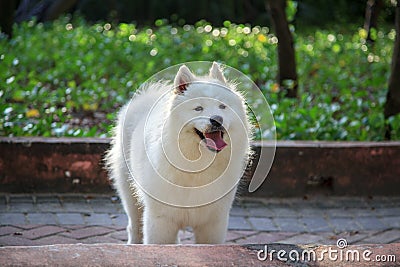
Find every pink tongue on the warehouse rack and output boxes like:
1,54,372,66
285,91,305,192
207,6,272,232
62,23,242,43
204,131,227,151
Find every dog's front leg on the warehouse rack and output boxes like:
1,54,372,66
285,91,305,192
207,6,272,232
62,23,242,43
193,213,229,244
142,208,179,244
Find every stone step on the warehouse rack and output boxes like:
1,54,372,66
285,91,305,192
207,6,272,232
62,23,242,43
0,243,399,266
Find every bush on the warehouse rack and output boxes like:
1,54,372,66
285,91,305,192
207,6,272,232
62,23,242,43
0,16,398,140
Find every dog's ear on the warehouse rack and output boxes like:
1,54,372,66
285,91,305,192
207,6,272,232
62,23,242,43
209,62,227,84
174,65,195,94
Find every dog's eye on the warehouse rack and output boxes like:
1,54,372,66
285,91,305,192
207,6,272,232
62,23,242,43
219,104,226,109
194,106,203,111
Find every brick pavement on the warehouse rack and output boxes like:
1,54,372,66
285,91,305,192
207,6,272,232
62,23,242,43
0,194,399,246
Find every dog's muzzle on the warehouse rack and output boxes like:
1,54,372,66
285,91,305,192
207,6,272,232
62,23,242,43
195,116,227,153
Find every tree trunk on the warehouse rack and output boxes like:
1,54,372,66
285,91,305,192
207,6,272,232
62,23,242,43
15,0,78,23
42,0,78,21
384,1,400,139
0,0,17,38
364,0,382,43
266,0,298,98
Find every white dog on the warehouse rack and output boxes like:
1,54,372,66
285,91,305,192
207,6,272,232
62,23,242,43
106,62,252,244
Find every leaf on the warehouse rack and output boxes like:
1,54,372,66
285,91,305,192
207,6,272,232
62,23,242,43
12,90,25,102
332,44,341,53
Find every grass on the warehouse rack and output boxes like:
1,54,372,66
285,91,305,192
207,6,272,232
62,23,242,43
0,16,399,140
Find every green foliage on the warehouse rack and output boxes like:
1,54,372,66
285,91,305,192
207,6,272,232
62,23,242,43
0,17,398,140
270,28,397,141
286,0,298,22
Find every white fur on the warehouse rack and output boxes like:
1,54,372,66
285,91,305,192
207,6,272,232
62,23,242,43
106,62,252,244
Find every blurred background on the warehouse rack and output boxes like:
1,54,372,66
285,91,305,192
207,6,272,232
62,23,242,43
1,0,399,141
3,0,396,26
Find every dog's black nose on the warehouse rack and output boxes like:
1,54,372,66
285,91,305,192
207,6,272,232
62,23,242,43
210,115,223,127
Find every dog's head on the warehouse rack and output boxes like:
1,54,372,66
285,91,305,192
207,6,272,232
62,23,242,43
168,62,247,154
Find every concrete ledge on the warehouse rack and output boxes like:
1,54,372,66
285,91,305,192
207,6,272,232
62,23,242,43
1,137,400,196
0,243,398,266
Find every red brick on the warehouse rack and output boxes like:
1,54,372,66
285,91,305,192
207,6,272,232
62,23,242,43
239,232,296,244
0,235,36,246
110,230,128,242
63,224,86,230
32,235,79,246
231,230,259,236
13,224,42,230
278,233,325,244
225,230,249,242
226,230,261,243
335,230,377,245
362,229,400,244
108,225,126,231
60,226,112,240
22,225,66,240
0,226,22,236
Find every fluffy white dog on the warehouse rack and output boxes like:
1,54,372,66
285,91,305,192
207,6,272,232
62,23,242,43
106,62,252,244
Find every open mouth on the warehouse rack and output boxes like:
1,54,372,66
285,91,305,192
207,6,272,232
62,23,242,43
195,128,227,152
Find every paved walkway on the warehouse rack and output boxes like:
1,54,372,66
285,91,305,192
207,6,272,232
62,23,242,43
0,194,399,246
